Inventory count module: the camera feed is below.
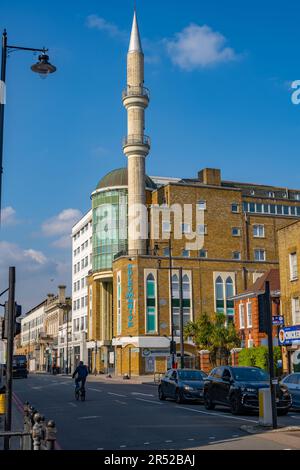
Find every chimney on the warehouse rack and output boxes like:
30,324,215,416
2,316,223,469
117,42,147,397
198,168,221,186
58,285,66,304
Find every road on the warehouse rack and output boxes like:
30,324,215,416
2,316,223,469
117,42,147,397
10,374,300,450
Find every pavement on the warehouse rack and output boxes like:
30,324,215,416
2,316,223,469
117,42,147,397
7,373,300,450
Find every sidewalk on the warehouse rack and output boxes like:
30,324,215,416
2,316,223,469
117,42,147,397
31,371,157,386
241,424,300,449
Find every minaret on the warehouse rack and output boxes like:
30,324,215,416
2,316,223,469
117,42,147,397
123,10,150,254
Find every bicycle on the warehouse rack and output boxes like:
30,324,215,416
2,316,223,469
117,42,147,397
75,384,86,402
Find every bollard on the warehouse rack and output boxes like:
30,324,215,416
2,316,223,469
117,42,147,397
45,420,57,450
23,402,32,450
32,413,43,450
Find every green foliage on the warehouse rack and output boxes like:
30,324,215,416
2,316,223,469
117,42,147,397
238,346,282,374
184,313,241,367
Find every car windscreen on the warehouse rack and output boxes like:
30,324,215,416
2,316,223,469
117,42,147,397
178,371,206,381
232,368,269,382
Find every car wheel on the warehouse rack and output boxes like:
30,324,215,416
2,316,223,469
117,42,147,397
230,395,243,415
175,389,184,404
158,386,166,401
204,393,215,410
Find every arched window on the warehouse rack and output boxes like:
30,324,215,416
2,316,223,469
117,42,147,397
215,276,224,313
171,273,192,335
117,273,121,335
226,277,234,317
146,273,156,333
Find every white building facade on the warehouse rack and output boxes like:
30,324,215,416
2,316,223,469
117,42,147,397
21,301,47,372
71,210,93,368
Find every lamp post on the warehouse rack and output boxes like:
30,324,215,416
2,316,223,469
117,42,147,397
0,29,56,223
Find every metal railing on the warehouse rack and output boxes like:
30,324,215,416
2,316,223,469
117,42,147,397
0,401,57,450
123,134,151,148
122,86,150,100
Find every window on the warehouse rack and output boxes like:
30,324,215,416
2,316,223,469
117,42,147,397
231,204,239,213
171,273,191,335
182,250,190,258
117,273,122,335
233,251,241,260
226,277,234,316
215,276,224,314
248,339,254,348
232,227,241,237
73,301,76,311
182,223,191,234
146,273,157,333
199,249,208,258
197,224,207,235
163,247,170,257
292,298,300,325
198,201,207,211
277,205,283,215
247,302,252,328
269,192,275,198
290,253,298,280
256,203,262,213
162,221,171,233
239,304,245,329
254,249,266,262
253,225,265,238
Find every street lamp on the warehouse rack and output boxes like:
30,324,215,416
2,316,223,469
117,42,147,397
0,29,56,223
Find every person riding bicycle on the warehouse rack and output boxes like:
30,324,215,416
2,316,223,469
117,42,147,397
72,361,89,393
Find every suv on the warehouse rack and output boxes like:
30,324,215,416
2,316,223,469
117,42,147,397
203,366,292,415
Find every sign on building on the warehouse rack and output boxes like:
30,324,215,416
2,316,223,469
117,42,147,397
278,325,300,345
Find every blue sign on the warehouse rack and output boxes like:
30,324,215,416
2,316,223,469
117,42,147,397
278,325,300,346
272,315,284,326
126,264,135,328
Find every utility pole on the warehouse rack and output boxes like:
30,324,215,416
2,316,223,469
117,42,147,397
265,281,278,429
4,267,15,450
179,267,184,369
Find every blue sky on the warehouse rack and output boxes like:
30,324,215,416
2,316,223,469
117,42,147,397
0,0,299,310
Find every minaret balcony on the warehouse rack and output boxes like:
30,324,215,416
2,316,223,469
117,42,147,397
122,86,150,108
123,134,151,155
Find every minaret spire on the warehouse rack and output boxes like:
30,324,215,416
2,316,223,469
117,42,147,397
128,9,143,53
122,10,150,255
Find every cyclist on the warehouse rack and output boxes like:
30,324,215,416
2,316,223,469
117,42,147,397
72,361,89,394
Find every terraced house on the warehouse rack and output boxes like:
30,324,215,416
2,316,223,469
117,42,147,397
83,11,300,376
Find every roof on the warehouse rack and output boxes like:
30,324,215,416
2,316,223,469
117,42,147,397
232,269,280,301
96,168,157,191
128,11,143,53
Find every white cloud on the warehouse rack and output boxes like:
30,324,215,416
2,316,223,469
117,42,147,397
165,24,238,70
86,14,125,39
1,206,18,226
41,209,82,238
0,241,71,312
52,235,71,249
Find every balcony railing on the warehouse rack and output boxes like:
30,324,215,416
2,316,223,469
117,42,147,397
123,134,151,148
122,86,150,100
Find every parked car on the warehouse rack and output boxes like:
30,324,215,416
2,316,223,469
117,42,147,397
281,373,300,409
158,369,207,403
3,355,28,379
203,366,292,415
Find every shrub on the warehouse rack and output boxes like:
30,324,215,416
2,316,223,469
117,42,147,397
238,346,282,375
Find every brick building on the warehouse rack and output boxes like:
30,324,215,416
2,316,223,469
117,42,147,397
232,269,280,348
85,10,300,376
278,221,300,372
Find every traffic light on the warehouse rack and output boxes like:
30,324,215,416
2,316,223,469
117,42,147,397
14,303,22,337
170,341,177,356
1,301,9,340
258,293,268,333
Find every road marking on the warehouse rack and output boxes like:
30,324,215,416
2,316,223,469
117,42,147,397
68,402,77,408
165,440,173,443
97,448,104,450
136,398,162,405
78,416,101,420
187,438,195,441
120,445,127,448
131,392,154,397
107,392,126,398
209,437,216,440
89,388,103,392
115,400,127,405
232,434,240,438
291,415,300,419
175,405,258,424
31,386,43,390
144,442,150,445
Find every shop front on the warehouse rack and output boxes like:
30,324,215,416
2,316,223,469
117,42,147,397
279,325,300,373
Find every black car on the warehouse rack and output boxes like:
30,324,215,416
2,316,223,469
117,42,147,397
203,366,292,415
3,355,28,379
158,369,207,403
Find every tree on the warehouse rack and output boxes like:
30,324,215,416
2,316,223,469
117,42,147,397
184,313,241,367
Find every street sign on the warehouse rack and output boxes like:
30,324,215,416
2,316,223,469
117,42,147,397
278,325,300,346
272,315,284,326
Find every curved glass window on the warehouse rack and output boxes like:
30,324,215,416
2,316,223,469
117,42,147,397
92,189,128,271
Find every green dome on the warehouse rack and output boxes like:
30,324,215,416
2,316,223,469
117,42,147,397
96,168,156,191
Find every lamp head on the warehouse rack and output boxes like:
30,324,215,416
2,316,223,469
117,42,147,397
31,52,56,78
